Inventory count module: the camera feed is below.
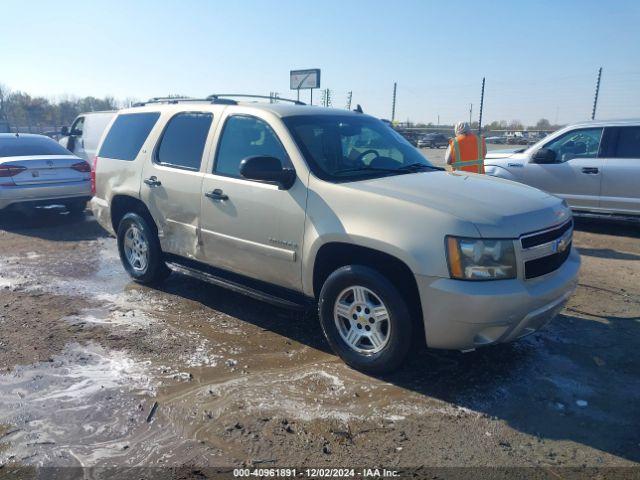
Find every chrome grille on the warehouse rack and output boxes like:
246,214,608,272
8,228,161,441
520,220,573,279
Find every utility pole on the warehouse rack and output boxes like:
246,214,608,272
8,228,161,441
591,67,602,120
437,114,440,127
469,103,473,124
321,89,332,107
478,77,485,135
346,91,353,110
391,82,397,123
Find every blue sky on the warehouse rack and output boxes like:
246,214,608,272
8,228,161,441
1,0,639,125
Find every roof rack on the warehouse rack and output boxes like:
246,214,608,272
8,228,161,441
207,94,306,105
132,97,211,107
132,94,306,107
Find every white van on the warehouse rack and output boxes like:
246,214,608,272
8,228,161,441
59,111,117,161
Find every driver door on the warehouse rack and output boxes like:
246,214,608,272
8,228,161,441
523,127,603,210
67,116,86,158
199,113,307,291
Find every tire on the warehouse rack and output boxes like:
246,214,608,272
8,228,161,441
318,265,413,374
65,200,86,215
117,212,170,285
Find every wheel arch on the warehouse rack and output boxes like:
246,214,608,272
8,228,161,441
312,242,424,343
110,194,158,234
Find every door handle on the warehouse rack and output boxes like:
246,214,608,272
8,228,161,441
205,188,229,201
144,176,162,187
581,167,599,174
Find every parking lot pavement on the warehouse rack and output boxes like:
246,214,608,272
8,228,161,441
0,208,638,474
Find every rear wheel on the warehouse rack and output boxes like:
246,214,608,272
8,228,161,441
318,265,413,374
117,212,170,284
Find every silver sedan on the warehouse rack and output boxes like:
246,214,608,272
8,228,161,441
0,133,91,214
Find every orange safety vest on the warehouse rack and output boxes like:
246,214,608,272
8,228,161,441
449,133,486,174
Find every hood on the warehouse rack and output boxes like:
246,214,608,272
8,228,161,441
484,148,524,160
342,171,571,238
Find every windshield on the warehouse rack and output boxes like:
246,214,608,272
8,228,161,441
283,115,435,182
0,135,72,158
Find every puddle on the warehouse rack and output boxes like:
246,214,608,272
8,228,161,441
0,343,157,466
161,362,474,426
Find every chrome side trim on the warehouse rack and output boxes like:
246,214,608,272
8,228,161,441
200,228,296,262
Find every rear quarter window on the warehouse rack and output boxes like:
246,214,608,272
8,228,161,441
98,112,160,161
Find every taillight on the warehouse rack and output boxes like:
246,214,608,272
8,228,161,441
71,161,91,173
0,165,26,186
0,165,27,177
91,156,98,195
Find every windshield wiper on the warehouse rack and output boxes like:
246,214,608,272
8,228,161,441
334,163,443,176
396,163,444,171
333,165,401,175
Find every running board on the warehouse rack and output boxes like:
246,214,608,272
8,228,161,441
166,260,309,311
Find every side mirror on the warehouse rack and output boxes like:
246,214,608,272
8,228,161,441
532,148,557,164
60,126,69,136
239,156,296,189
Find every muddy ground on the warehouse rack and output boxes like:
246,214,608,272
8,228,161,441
0,207,638,479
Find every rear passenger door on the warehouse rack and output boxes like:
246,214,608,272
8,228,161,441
199,113,306,291
141,111,214,259
599,126,640,215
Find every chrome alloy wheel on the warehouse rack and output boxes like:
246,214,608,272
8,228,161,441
123,225,149,273
333,285,391,354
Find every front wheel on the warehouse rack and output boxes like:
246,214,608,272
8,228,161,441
117,212,170,285
318,265,413,374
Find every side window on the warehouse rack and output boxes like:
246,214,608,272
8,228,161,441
98,112,160,161
614,127,640,158
70,117,84,136
214,115,288,177
543,128,603,162
155,112,213,171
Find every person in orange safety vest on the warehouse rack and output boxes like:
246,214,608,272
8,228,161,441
444,122,486,173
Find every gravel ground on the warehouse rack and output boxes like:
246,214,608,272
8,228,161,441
0,204,638,479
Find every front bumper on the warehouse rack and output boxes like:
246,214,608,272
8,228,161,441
0,181,91,210
416,247,580,350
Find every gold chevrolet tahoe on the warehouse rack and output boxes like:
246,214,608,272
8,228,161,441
91,95,579,373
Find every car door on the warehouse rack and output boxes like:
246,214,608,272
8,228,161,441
199,112,307,291
599,125,640,215
520,127,604,210
140,111,214,259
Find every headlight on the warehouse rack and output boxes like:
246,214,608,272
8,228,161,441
446,236,517,280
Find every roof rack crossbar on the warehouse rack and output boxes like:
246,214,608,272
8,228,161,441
206,94,305,105
132,94,306,107
132,97,214,107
